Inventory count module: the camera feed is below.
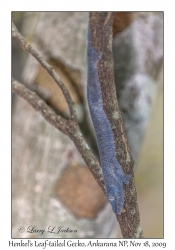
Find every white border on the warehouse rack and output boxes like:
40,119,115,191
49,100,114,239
1,0,175,248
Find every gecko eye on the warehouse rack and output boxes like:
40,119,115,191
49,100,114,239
108,196,114,201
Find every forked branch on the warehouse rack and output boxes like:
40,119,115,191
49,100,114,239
12,22,77,121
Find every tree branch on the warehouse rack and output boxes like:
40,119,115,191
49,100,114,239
89,12,143,238
12,78,69,134
12,21,106,192
12,22,77,122
12,78,106,193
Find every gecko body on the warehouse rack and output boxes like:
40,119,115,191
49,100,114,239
87,27,130,214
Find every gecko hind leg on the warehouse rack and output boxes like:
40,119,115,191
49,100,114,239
110,157,130,184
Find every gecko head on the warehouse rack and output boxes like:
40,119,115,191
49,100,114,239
106,184,123,214
106,186,117,210
108,196,114,201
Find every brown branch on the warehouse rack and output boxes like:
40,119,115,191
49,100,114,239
12,22,77,122
89,12,143,238
12,78,106,193
12,20,106,195
12,78,69,134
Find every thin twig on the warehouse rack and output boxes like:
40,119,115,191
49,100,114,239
12,22,77,122
12,78,69,135
12,78,106,193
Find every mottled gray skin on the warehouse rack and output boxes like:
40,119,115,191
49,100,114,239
87,28,130,214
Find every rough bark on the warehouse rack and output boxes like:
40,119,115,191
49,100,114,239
89,12,143,238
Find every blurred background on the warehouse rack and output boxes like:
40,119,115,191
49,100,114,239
12,12,163,238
